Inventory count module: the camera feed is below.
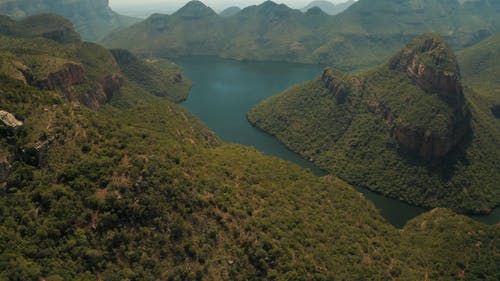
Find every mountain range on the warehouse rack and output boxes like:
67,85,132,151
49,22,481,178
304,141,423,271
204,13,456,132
300,0,356,15
0,0,138,41
102,0,500,70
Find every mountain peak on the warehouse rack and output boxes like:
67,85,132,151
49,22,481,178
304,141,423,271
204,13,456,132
174,1,217,19
389,33,463,103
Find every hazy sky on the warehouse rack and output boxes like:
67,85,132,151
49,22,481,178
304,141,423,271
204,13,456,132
109,0,349,10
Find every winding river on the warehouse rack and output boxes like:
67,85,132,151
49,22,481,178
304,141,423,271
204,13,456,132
174,56,499,228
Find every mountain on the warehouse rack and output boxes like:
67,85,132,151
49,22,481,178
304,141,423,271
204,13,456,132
0,13,80,43
1,15,499,280
102,0,500,70
248,33,500,214
0,0,139,41
301,0,355,15
219,6,241,17
458,32,500,101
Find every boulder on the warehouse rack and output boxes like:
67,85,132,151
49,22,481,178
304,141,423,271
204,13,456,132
0,110,23,135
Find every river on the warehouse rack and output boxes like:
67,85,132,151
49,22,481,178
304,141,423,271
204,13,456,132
174,56,499,228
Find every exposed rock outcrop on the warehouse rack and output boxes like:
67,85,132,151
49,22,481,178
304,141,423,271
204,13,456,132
389,33,464,105
100,73,124,102
41,63,85,90
31,62,122,109
0,110,23,135
384,34,470,159
322,68,350,104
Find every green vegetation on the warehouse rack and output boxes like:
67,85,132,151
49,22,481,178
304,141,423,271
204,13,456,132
458,32,500,103
110,49,191,102
0,13,80,43
0,16,499,280
0,0,139,41
102,0,500,70
248,34,500,213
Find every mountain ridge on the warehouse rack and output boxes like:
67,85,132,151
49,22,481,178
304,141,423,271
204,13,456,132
102,0,500,70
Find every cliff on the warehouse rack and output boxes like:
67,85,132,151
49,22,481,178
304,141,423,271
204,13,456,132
385,34,471,159
321,68,352,104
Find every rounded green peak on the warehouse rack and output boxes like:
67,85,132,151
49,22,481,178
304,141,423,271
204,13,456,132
174,1,217,18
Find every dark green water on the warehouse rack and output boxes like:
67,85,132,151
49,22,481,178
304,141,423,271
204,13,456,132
174,56,499,228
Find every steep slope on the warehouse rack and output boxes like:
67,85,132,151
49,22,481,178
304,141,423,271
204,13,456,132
458,32,500,101
102,0,500,70
0,0,138,41
110,49,191,102
0,13,80,43
249,33,500,213
219,6,241,17
0,15,122,109
0,19,499,281
301,0,355,15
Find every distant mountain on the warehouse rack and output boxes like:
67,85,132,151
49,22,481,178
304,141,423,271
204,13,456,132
248,33,500,214
0,0,139,41
458,32,500,100
102,0,500,70
0,13,80,43
220,6,241,17
301,0,355,15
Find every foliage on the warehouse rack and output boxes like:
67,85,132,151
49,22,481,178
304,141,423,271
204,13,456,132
110,49,191,102
0,16,498,281
248,34,500,213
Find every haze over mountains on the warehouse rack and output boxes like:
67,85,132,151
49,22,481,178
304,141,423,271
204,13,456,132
0,0,138,41
301,0,355,15
103,0,500,70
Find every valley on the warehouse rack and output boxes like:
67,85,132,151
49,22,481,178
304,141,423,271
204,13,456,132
0,0,498,280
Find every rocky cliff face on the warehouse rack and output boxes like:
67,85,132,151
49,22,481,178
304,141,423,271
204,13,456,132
30,62,123,109
322,68,351,104
384,34,471,159
389,34,464,105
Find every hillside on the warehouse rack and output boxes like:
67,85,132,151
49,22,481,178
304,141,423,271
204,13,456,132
0,0,138,41
301,0,355,15
0,15,499,280
102,0,500,70
458,32,500,101
219,6,241,17
248,33,500,214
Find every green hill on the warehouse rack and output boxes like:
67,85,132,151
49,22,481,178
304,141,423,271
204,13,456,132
102,0,500,70
248,33,500,214
0,0,139,41
0,13,80,43
219,6,241,17
0,16,499,280
458,32,500,101
300,0,355,15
